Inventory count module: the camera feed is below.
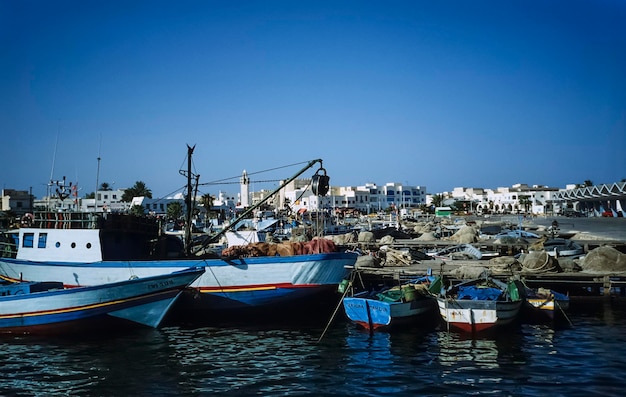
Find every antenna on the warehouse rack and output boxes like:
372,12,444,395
47,122,60,210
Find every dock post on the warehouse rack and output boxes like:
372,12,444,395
603,275,612,298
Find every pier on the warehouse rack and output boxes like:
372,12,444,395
348,237,626,299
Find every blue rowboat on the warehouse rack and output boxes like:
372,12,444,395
0,267,204,334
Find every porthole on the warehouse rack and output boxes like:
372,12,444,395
86,243,92,249
71,242,76,248
55,242,60,248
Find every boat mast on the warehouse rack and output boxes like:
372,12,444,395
95,135,102,213
184,144,195,256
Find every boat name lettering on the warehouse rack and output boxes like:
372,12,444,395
148,279,175,289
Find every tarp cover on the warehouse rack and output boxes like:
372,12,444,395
457,286,502,301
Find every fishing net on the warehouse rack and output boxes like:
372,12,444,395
580,246,626,273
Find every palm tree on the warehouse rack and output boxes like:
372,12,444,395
121,181,152,202
167,201,184,220
518,195,531,213
99,182,113,191
431,194,444,208
200,194,214,209
130,204,145,216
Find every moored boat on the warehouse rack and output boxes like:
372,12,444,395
523,286,570,323
0,152,358,321
543,238,584,258
435,276,523,333
343,274,441,331
0,267,204,334
0,220,356,317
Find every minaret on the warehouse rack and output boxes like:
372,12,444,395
240,170,250,207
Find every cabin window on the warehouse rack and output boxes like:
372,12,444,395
55,242,60,248
71,242,76,248
22,233,34,248
38,233,47,248
86,243,92,249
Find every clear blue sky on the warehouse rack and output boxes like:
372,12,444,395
2,0,625,200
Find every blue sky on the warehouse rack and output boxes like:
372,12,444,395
2,0,625,200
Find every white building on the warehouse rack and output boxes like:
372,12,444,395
280,180,427,215
1,189,35,216
445,183,562,215
129,194,184,216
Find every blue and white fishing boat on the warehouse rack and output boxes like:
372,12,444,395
0,267,204,334
0,151,357,319
0,223,355,315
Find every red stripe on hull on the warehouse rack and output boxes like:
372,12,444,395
447,321,497,333
353,320,387,331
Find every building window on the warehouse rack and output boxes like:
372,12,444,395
22,233,34,248
38,233,47,248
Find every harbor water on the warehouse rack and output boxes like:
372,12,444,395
2,299,626,396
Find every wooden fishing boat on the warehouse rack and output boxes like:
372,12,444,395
343,275,441,331
523,287,570,322
0,267,204,334
435,276,523,333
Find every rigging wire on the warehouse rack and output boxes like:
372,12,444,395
198,160,314,186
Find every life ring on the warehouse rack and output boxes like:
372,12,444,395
21,213,34,227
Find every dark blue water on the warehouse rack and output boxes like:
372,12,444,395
2,299,626,396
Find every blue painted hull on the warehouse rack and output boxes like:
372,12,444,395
343,296,437,331
0,267,204,334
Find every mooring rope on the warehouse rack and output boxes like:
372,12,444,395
317,270,357,343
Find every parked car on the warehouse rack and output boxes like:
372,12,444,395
561,209,583,217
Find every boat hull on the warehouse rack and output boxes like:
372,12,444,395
343,296,437,331
0,267,204,334
437,298,522,333
0,252,356,314
524,295,570,322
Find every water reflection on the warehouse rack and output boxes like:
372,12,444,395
0,329,183,396
2,307,626,396
161,325,324,395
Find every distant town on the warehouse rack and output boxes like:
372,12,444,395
1,174,625,226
